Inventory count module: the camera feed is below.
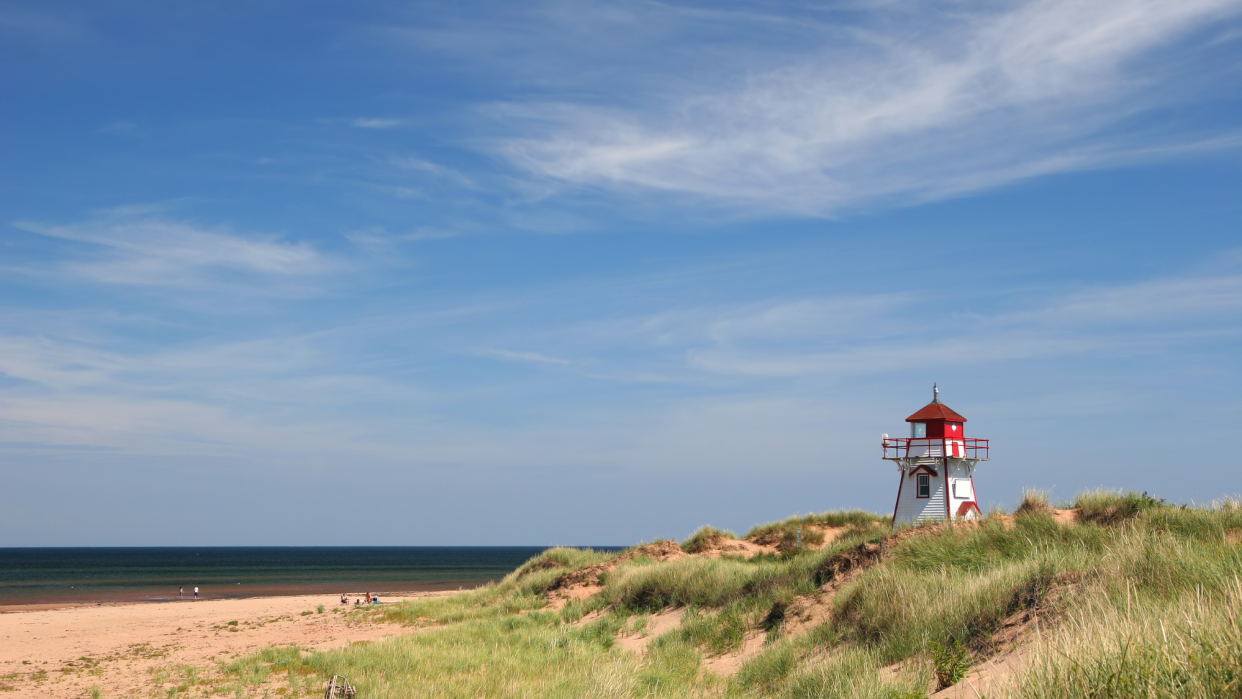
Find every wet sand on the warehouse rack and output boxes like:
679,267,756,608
0,579,474,611
0,590,451,698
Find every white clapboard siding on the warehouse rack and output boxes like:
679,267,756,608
917,479,948,523
894,465,948,525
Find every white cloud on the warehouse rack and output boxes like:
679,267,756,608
352,117,402,129
0,4,81,42
1027,274,1242,325
0,265,1231,524
672,271,1242,378
495,0,1242,214
345,226,464,253
456,262,1242,382
16,214,336,285
479,348,572,365
389,155,479,189
98,120,137,135
1,242,1238,475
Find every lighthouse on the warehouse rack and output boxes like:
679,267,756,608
882,385,990,528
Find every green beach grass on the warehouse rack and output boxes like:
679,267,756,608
216,492,1242,698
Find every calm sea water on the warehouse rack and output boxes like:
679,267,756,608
0,547,601,605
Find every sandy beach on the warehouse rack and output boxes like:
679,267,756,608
0,591,450,698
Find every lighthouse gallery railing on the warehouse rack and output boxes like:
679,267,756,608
882,437,989,460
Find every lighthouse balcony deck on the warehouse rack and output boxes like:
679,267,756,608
882,437,989,460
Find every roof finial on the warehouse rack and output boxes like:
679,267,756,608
933,383,940,403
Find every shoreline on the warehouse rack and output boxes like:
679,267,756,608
0,582,479,613
0,544,562,615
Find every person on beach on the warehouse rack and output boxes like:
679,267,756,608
341,593,348,605
365,592,371,604
193,586,199,600
179,587,184,599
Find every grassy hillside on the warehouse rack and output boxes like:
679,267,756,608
224,491,1242,698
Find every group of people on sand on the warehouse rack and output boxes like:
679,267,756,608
178,586,199,600
340,592,381,605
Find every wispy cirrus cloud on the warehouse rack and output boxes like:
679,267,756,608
672,270,1242,378
1022,274,1242,325
14,212,337,286
389,155,479,189
493,0,1242,214
478,348,572,365
97,120,138,135
1,252,1238,485
0,3,82,43
353,117,402,129
451,260,1242,382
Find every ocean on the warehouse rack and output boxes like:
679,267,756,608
0,547,598,606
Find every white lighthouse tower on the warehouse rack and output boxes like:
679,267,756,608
882,385,990,528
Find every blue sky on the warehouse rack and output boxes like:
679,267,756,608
3,0,1242,546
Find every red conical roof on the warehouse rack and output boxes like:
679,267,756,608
905,385,967,422
905,402,967,423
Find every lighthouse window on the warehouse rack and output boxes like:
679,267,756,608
911,422,927,438
917,474,930,498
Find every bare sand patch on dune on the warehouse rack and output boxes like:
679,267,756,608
615,608,685,654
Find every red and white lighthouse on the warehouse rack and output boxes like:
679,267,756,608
882,385,990,528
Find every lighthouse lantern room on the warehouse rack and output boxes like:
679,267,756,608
882,385,990,528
